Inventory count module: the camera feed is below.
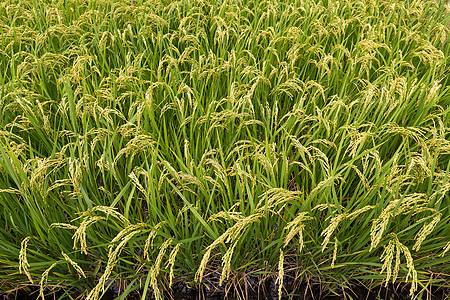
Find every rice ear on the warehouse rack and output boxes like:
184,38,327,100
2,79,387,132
39,262,59,300
276,249,284,300
19,236,34,284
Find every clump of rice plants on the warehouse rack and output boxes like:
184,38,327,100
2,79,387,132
0,0,449,299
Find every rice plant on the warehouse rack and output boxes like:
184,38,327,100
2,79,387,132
0,0,449,299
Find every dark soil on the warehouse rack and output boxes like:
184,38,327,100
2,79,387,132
2,280,449,300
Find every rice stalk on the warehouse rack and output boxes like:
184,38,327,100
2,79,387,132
283,212,312,250
72,216,106,255
370,194,429,251
86,230,141,300
18,236,33,284
276,249,284,300
61,252,86,278
144,222,166,260
442,242,450,257
330,237,339,269
39,262,58,300
149,238,173,300
167,243,181,288
413,213,442,251
380,234,418,297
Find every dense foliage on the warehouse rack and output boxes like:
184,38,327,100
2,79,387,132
0,0,449,298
